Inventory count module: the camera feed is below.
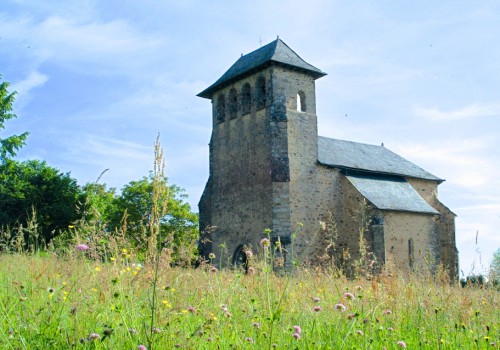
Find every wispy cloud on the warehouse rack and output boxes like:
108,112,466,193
414,103,500,122
11,70,49,106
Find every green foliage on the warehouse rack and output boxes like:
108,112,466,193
490,248,500,280
80,174,199,262
0,159,82,246
0,77,29,163
111,175,199,256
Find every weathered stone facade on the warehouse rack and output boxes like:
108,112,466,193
198,38,458,279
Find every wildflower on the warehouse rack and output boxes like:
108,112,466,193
47,287,55,293
88,333,101,341
110,257,116,261
245,337,254,343
293,325,302,334
356,330,364,336
162,300,172,308
152,328,162,334
244,250,253,258
253,322,261,329
313,305,322,312
260,238,270,247
209,253,216,259
210,266,218,273
313,297,320,302
138,346,147,350
247,266,256,275
385,310,392,315
128,328,137,335
94,266,101,272
292,333,301,340
68,225,75,229
347,313,356,319
335,303,347,312
397,340,407,348
187,306,197,314
388,327,394,332
344,292,355,300
76,243,89,251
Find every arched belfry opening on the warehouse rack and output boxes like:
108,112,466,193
241,83,251,115
256,77,266,109
297,91,306,112
228,88,238,119
216,94,226,123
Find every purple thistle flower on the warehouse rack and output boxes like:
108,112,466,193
293,325,301,334
245,337,254,343
76,244,89,251
313,297,320,302
397,340,407,348
343,292,355,300
247,266,256,275
252,322,261,329
347,313,356,319
385,309,392,315
292,333,301,340
388,327,394,332
335,303,347,312
88,333,100,341
209,266,218,273
313,305,322,312
138,346,147,350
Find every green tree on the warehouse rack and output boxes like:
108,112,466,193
0,160,83,247
490,248,500,281
109,175,199,260
0,76,29,163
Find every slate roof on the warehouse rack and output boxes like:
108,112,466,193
198,38,326,99
346,174,439,215
318,136,442,181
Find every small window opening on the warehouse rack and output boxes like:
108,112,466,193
256,77,266,109
216,94,226,122
297,91,306,112
241,83,251,115
229,88,237,119
408,238,414,269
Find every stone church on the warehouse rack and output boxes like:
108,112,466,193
197,38,458,278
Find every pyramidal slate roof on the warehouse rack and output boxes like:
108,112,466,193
318,136,443,181
198,38,326,99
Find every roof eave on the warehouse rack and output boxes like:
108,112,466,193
197,61,327,100
317,161,444,183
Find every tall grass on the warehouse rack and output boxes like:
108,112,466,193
1,253,498,349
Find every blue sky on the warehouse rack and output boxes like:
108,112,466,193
1,0,499,276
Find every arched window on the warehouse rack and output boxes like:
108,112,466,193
216,94,226,122
241,83,252,115
256,77,266,109
297,91,306,112
228,88,238,119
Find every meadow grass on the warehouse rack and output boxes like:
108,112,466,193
1,251,498,349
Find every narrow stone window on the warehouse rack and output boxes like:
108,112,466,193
229,88,238,119
216,94,226,123
256,77,266,109
241,83,251,115
297,91,306,112
408,238,414,269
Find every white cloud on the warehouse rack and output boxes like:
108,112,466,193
11,70,48,96
414,103,500,122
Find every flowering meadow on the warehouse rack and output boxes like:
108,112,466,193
1,249,499,349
